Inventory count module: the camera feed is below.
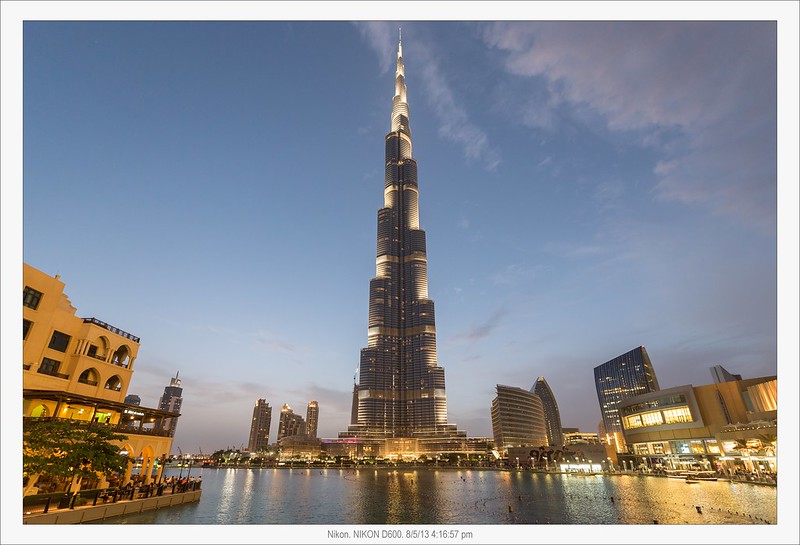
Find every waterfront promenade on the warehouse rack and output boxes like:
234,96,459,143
23,481,202,524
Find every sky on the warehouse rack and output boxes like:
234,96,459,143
4,4,798,461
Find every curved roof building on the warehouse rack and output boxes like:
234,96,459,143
491,384,547,454
532,376,564,446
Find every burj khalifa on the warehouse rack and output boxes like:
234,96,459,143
343,33,461,442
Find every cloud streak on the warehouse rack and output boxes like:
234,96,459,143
448,307,509,344
355,22,501,170
481,21,776,233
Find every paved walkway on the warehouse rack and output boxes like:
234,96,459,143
24,486,202,524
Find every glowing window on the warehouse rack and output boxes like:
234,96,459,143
663,407,692,424
640,411,664,427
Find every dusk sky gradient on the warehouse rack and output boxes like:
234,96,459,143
5,5,798,463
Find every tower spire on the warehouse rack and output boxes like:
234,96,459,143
341,34,461,445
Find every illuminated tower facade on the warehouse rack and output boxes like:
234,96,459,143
306,400,319,439
278,404,306,441
158,372,183,437
248,398,272,452
491,384,547,454
594,346,660,451
345,34,457,440
532,376,564,447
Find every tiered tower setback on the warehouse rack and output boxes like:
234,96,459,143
344,34,458,440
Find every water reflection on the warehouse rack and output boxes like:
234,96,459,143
104,468,776,525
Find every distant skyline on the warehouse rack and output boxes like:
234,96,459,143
4,5,797,463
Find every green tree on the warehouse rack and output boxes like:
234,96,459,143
23,418,129,494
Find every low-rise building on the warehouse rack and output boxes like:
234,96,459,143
617,374,776,474
23,263,175,492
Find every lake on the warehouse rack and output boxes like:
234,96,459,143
101,466,776,525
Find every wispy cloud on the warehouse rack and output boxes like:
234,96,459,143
353,21,395,74
254,329,298,354
449,307,509,344
481,21,776,233
355,22,501,171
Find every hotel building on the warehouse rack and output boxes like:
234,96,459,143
278,404,306,441
306,401,319,439
23,263,176,491
532,376,563,446
491,384,548,455
248,398,272,452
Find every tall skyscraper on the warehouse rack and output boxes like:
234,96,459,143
491,384,548,454
158,372,183,437
344,33,458,441
278,404,306,441
248,399,272,452
306,400,319,439
594,346,659,451
532,376,564,447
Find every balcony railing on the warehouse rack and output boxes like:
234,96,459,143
77,379,99,386
82,317,140,343
24,417,174,438
116,424,173,438
37,368,70,380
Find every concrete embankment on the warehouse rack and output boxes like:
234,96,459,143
23,489,201,524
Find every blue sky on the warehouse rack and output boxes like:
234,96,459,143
5,6,798,461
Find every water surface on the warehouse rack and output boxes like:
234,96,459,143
104,467,776,525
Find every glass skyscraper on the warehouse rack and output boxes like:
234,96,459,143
158,372,183,437
594,346,660,442
344,34,458,440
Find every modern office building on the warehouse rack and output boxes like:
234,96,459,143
158,372,183,437
710,364,743,383
124,394,141,406
617,375,777,474
532,376,563,446
341,34,462,449
491,384,548,455
306,400,319,439
278,404,306,441
22,263,176,491
248,399,273,452
594,346,660,452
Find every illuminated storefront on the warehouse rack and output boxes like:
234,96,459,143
617,378,776,473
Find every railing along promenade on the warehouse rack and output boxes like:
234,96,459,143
23,478,202,524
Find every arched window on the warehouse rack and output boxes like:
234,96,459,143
78,368,99,386
30,404,49,418
104,375,122,392
111,345,131,368
87,336,110,361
